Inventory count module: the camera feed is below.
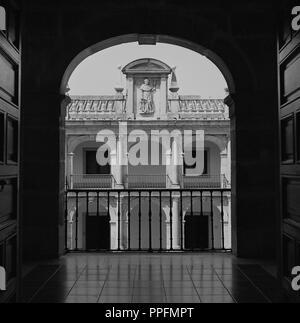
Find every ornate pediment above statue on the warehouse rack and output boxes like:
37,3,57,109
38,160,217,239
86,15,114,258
122,58,172,118
122,58,172,75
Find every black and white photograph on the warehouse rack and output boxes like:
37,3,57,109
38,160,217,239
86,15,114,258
0,0,300,308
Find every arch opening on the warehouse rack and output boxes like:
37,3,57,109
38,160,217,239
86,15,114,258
60,34,236,97
63,34,234,253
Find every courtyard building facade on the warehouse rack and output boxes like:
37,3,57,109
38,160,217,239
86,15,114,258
65,58,231,252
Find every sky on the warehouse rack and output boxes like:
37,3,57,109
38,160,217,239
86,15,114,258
68,43,228,98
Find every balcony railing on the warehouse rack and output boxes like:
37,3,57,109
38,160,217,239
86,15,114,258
66,97,229,121
182,174,230,189
126,175,172,189
66,96,127,121
69,174,116,189
168,97,229,120
67,173,231,189
65,188,232,253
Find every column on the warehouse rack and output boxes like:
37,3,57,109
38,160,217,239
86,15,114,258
110,148,118,188
166,148,172,188
225,195,232,250
110,203,118,250
126,76,134,118
180,152,185,187
119,124,128,188
68,152,74,189
160,76,168,119
168,92,180,116
171,137,182,188
220,151,228,188
115,136,125,189
227,140,231,183
172,197,181,250
115,139,122,188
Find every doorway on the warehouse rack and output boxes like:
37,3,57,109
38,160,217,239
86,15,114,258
184,213,209,250
86,212,110,250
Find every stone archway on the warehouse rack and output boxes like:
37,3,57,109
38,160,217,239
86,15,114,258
60,34,237,255
22,2,280,261
60,34,236,97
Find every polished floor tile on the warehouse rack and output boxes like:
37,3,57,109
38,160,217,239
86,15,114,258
132,288,165,296
105,281,134,288
193,281,225,288
72,281,105,288
196,287,230,296
69,288,102,296
164,287,198,296
23,253,287,303
101,288,133,296
163,281,195,288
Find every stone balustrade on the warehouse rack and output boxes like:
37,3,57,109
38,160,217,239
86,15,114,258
66,96,229,121
67,96,127,120
168,96,229,120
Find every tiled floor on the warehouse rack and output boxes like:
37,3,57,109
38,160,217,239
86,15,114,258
22,253,288,303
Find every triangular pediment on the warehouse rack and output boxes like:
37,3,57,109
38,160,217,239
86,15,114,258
122,58,172,75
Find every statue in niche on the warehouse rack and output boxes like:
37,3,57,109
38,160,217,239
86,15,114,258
139,78,156,114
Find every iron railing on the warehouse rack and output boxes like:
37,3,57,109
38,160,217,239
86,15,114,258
65,188,232,253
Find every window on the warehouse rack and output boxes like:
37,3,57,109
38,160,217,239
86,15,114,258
0,6,6,31
184,149,208,175
0,112,4,163
6,116,18,164
297,111,300,163
0,242,4,267
85,149,110,175
0,4,20,49
281,115,294,163
7,6,20,48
